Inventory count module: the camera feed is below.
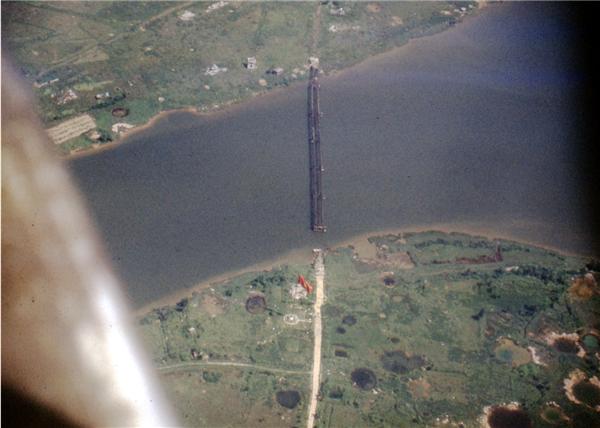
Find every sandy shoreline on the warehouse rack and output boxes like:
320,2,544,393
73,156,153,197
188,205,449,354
134,219,588,316
134,244,314,316
66,106,199,160
67,5,489,162
331,222,589,259
65,78,317,161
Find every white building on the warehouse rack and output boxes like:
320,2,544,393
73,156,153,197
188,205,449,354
245,57,257,70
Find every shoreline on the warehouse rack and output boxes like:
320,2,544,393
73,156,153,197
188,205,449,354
134,220,591,316
67,4,489,162
66,106,199,160
133,244,314,316
66,79,314,161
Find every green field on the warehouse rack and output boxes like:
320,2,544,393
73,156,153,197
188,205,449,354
138,231,600,427
138,266,317,427
2,1,477,154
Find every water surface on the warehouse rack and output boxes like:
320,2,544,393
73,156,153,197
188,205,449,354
70,3,593,306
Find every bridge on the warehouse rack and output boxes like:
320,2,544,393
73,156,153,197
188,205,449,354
307,66,326,232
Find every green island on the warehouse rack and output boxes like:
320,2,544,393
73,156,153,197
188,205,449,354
2,1,478,155
138,230,600,427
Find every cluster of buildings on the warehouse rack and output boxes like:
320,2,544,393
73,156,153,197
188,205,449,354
56,88,78,105
244,56,257,70
205,56,318,79
94,91,111,100
206,1,227,14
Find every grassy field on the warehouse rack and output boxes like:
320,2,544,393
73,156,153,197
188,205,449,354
137,231,600,427
138,266,318,427
2,1,478,155
317,232,598,427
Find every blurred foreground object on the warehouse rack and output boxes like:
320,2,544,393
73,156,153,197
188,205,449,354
1,60,176,426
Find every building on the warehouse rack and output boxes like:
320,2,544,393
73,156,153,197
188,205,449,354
329,6,346,16
57,89,78,105
245,57,257,70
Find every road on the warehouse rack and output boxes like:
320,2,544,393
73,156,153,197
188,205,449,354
36,2,194,78
306,250,325,428
310,2,322,55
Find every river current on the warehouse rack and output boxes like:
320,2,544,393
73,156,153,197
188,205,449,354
70,3,594,306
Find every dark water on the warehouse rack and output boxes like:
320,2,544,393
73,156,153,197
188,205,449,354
70,3,594,306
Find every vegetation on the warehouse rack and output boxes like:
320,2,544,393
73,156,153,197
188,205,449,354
317,231,597,426
2,1,478,154
138,266,315,426
137,231,599,426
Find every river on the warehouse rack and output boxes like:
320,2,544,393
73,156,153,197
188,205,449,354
70,3,595,307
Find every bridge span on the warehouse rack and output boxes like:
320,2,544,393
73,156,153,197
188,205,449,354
307,66,326,233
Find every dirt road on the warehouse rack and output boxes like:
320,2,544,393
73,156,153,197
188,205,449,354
37,2,193,77
157,360,308,376
306,250,324,428
310,2,322,55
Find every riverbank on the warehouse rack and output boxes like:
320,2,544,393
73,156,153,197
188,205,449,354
137,224,598,427
63,2,485,160
72,1,593,308
134,244,313,316
135,219,592,315
66,107,199,160
66,79,309,160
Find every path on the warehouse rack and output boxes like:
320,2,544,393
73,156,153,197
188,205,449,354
310,2,321,55
306,250,325,428
36,2,193,78
158,360,309,376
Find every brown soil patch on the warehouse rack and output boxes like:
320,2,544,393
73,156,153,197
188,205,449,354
202,294,225,316
390,16,404,27
545,332,585,357
391,294,403,304
367,3,382,13
46,114,97,145
408,378,431,399
376,248,415,269
111,107,129,118
494,338,532,367
569,273,599,300
349,237,377,259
